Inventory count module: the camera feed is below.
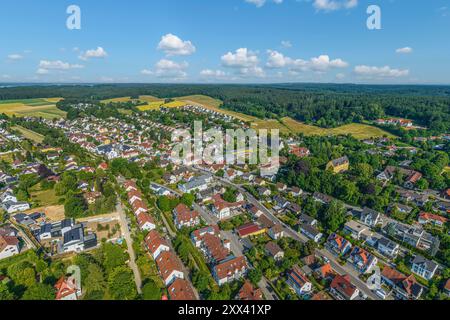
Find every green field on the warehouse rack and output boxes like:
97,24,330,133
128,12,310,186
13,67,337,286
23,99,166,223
101,93,395,139
11,125,45,143
0,98,66,119
281,117,396,139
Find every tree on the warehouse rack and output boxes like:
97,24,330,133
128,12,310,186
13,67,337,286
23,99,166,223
83,263,107,296
0,283,14,300
101,243,128,274
192,270,210,292
7,261,36,287
142,281,162,300
248,268,262,286
322,200,346,232
107,266,137,300
22,283,55,300
180,193,195,207
223,188,238,203
64,194,87,218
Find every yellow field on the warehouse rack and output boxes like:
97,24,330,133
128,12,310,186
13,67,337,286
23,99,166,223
0,98,66,119
11,125,45,143
137,100,186,111
176,95,260,122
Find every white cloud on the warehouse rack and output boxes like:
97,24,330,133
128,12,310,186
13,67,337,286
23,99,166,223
221,48,265,78
1,74,11,79
245,0,283,8
200,69,227,77
7,54,23,61
396,47,413,54
313,0,358,12
354,65,409,78
266,51,348,72
36,60,84,75
157,34,196,56
266,50,292,68
38,60,84,70
240,66,265,78
221,48,259,68
281,40,292,48
79,47,108,61
309,55,348,71
142,59,189,79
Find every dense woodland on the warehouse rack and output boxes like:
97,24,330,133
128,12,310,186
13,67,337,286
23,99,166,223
1,84,449,134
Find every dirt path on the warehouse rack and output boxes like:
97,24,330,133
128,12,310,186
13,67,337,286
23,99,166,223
115,199,142,294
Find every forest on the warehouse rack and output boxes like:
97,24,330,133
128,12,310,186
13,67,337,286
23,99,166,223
1,84,449,134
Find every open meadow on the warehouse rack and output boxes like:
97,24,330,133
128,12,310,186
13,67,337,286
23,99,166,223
0,98,66,119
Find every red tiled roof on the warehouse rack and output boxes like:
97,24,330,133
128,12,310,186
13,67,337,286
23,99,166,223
156,251,183,281
419,212,448,224
54,277,78,300
168,278,196,300
174,204,199,224
214,256,247,280
236,223,263,237
145,230,169,256
0,235,19,252
137,212,155,228
330,274,357,299
238,281,263,300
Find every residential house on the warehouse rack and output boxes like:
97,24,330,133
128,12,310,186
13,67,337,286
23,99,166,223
360,207,382,227
290,187,303,197
265,242,284,261
145,230,170,259
191,226,230,264
136,212,156,231
411,255,438,280
156,251,185,286
344,220,369,240
299,224,323,243
211,194,245,220
349,247,378,274
236,223,266,238
54,276,82,300
168,278,196,300
329,275,359,300
326,156,350,174
313,192,334,205
179,175,210,193
173,204,200,230
314,263,334,280
237,281,263,300
0,235,19,260
381,266,423,300
377,237,400,258
2,201,30,214
418,212,448,228
268,224,284,240
287,265,312,296
213,256,248,286
327,233,352,256
299,214,317,226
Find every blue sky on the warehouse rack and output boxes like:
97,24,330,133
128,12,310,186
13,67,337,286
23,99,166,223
1,0,450,84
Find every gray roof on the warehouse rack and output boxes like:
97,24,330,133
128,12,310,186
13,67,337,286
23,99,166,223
412,255,438,272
